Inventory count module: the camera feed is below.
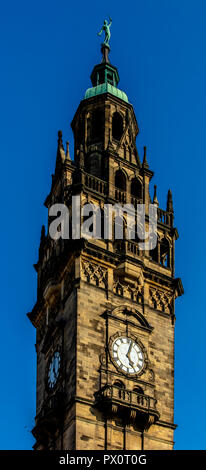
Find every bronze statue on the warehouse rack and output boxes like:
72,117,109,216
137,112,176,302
98,17,112,47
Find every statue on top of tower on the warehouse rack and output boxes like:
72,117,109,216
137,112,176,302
98,17,112,47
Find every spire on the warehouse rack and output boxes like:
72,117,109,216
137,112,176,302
167,189,174,213
142,146,149,169
58,130,64,151
55,130,65,174
153,185,159,206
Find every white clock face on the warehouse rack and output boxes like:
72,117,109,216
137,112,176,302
48,351,61,389
112,337,144,375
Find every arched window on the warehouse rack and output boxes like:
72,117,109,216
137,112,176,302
114,380,125,388
160,238,170,267
114,381,125,400
115,170,126,191
92,110,104,141
112,112,123,141
114,214,126,240
133,386,144,394
115,170,126,203
150,244,158,263
131,178,142,200
133,386,144,406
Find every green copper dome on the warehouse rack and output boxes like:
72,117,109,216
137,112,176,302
84,44,129,104
84,82,129,103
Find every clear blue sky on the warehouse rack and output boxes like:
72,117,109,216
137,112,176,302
0,0,205,450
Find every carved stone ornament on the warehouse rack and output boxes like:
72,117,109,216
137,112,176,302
149,287,173,314
81,260,108,289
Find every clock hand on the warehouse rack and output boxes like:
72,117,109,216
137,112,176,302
126,340,135,366
126,340,132,357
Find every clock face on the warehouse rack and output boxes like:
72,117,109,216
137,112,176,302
112,337,144,375
47,351,61,389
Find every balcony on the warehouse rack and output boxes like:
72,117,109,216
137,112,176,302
114,240,142,258
114,192,173,229
94,385,159,429
114,192,143,206
157,208,173,227
115,188,126,203
84,173,107,196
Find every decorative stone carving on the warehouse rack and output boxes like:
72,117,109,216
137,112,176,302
113,279,143,304
81,260,108,289
149,287,173,314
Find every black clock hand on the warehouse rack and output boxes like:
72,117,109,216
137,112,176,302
126,340,132,356
126,340,134,366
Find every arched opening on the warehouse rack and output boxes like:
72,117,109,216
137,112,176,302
133,386,144,395
150,244,158,263
133,386,144,405
114,380,125,388
92,110,104,141
131,178,142,200
150,233,159,263
114,381,125,400
128,221,136,241
114,214,126,240
127,221,142,247
115,170,126,203
160,238,170,267
112,112,123,141
115,170,126,191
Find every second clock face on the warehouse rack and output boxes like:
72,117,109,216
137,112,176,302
47,351,61,389
112,337,144,375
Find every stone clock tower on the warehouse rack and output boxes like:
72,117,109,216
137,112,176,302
28,35,183,450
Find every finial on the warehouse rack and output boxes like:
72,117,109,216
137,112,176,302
142,146,149,169
58,130,63,148
153,185,159,206
167,188,174,212
98,17,112,50
55,130,65,173
66,141,71,160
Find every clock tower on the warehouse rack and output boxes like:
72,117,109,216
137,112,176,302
28,34,183,450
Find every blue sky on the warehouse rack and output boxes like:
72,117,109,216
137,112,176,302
0,0,205,449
